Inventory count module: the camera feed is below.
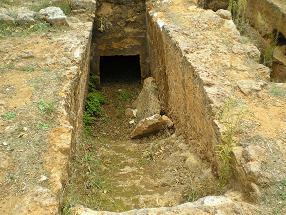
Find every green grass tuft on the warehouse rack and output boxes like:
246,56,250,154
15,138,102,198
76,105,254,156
118,90,132,102
216,98,248,186
21,64,37,72
0,22,51,38
1,111,16,121
38,99,55,115
228,0,248,32
83,91,106,125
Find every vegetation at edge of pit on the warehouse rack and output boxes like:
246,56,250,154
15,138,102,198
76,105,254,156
216,97,248,187
228,0,248,32
0,0,71,15
83,75,106,126
61,139,112,214
0,22,52,38
117,89,133,102
263,32,279,67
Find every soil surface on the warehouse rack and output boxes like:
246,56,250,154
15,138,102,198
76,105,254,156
62,82,220,213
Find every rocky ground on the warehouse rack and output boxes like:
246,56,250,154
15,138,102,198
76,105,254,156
0,0,94,214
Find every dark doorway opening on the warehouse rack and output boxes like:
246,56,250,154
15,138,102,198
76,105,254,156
100,55,141,83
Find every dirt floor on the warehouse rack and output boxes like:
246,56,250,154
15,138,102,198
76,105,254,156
62,83,220,213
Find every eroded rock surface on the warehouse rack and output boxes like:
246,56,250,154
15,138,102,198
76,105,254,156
39,6,68,26
71,195,262,215
133,77,161,121
131,114,173,138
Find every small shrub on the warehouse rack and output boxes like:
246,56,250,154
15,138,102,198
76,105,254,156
21,64,36,72
38,99,55,115
38,122,49,130
83,112,96,125
1,111,16,121
88,75,100,92
118,90,132,102
263,33,278,67
228,0,248,32
216,98,247,186
83,91,106,125
0,22,51,38
184,189,199,202
30,22,50,32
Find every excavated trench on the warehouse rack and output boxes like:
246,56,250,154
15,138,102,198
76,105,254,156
62,0,221,213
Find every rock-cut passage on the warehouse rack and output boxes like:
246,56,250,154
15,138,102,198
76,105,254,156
62,53,221,213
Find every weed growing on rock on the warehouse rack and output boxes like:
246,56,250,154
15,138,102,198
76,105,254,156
38,99,55,115
1,111,16,121
83,91,106,125
263,33,278,67
216,98,248,186
228,0,248,32
184,188,199,202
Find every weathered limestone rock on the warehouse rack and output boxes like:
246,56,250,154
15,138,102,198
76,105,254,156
125,108,137,118
39,7,68,26
237,80,266,95
216,9,231,20
0,8,14,25
243,145,266,162
131,114,173,139
232,144,272,187
133,77,161,121
71,195,261,215
272,45,286,82
11,187,58,215
15,8,36,25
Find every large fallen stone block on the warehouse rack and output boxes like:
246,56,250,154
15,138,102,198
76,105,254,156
131,114,173,139
133,77,161,121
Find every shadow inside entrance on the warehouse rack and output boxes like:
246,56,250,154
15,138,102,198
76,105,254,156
100,55,141,84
